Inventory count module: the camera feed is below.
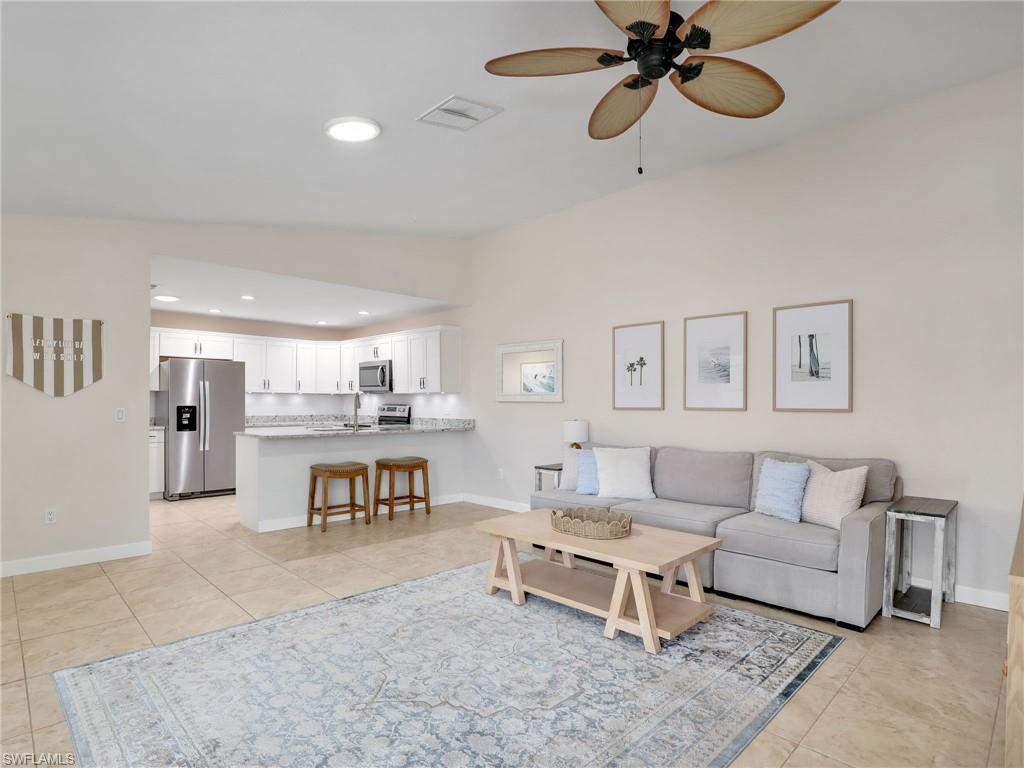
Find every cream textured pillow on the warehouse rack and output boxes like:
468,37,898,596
801,460,869,529
558,447,580,491
592,447,655,500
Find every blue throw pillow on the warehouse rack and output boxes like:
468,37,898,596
576,449,599,495
755,458,810,522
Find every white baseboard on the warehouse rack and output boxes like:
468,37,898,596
254,494,467,533
909,576,1008,612
462,494,530,513
0,540,153,577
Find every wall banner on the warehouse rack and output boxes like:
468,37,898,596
5,314,104,397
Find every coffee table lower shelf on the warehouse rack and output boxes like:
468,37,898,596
491,558,713,643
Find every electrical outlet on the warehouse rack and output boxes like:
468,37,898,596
113,407,127,423
44,507,57,525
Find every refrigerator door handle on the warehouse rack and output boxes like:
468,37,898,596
197,377,205,452
203,380,212,451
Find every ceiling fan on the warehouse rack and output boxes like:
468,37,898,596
485,0,839,140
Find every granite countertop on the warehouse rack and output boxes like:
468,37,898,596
236,417,474,440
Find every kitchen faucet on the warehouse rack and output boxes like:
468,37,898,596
352,391,361,433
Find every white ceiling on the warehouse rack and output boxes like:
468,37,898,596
2,1,1021,237
150,257,450,328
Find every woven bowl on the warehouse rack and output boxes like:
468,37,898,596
550,508,632,540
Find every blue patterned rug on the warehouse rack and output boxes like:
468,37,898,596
56,561,839,767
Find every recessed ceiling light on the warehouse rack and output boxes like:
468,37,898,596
153,295,180,302
316,321,328,325
209,309,222,314
324,117,381,143
358,311,370,316
240,295,255,301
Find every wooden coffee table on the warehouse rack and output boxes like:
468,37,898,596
475,509,720,654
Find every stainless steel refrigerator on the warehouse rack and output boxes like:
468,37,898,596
158,358,245,500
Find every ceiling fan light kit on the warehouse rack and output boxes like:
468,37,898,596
485,0,839,141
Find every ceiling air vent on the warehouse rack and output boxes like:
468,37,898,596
416,95,502,131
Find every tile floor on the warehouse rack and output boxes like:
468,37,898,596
0,496,1010,767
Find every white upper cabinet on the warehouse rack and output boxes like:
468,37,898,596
265,341,297,393
391,327,460,394
149,331,160,391
159,331,232,360
315,343,341,394
196,334,233,360
296,343,317,394
391,335,411,394
339,343,356,394
155,324,461,395
159,331,201,358
233,338,267,393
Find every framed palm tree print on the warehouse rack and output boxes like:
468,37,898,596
612,321,664,410
773,300,853,412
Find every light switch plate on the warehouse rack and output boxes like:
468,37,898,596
114,407,127,423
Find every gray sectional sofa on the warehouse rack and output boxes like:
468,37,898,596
529,446,901,630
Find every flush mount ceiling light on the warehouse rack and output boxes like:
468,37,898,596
316,321,328,325
240,295,255,301
358,311,370,316
324,117,381,143
209,308,222,314
153,295,180,302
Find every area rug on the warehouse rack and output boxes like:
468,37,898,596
56,560,840,768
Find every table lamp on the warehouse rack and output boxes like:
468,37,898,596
562,419,589,450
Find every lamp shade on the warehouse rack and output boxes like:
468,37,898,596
562,419,589,445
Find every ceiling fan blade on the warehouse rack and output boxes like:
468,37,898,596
670,56,784,118
485,47,626,77
588,74,659,140
595,0,671,40
680,1,839,54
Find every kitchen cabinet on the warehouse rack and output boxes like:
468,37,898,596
390,335,411,393
159,332,233,360
148,430,164,495
339,343,356,393
233,339,267,393
149,331,160,390
391,328,461,394
266,341,297,393
355,337,391,365
296,343,317,394
315,343,341,394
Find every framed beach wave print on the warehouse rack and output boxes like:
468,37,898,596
773,300,852,412
613,321,664,410
684,311,747,411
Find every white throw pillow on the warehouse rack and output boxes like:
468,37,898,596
558,447,580,491
593,447,655,500
801,460,869,529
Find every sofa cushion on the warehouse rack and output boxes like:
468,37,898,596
530,489,636,511
753,457,810,522
594,447,655,499
611,498,746,538
653,446,753,508
751,451,896,507
717,512,840,571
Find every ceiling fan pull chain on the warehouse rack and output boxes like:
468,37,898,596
637,112,643,175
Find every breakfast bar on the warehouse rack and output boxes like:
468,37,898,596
235,418,474,532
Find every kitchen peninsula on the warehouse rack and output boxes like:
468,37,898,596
235,417,475,532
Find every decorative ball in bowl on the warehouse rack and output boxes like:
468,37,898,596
550,508,632,540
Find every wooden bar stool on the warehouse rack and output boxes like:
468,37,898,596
307,462,371,532
374,456,431,521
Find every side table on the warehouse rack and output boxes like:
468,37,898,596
533,463,563,492
882,496,958,629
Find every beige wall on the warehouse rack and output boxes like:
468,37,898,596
138,218,471,306
2,215,152,567
151,310,345,341
455,69,1023,605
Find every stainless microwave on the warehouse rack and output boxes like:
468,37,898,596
358,359,392,392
